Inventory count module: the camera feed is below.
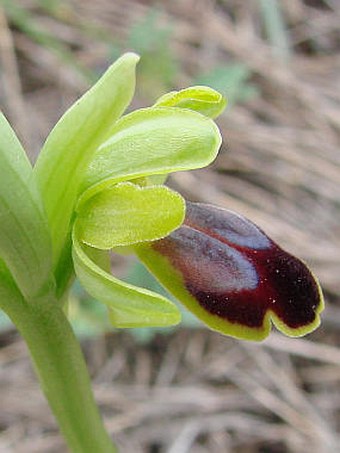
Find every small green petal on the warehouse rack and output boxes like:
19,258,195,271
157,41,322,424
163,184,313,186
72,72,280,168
75,182,185,250
154,86,227,119
72,232,181,328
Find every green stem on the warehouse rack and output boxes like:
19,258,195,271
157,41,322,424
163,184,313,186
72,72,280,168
2,290,116,453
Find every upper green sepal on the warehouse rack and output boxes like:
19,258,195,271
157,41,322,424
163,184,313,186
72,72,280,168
78,106,222,206
154,86,227,119
75,182,185,249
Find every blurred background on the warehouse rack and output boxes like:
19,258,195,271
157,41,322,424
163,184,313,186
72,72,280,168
0,0,339,452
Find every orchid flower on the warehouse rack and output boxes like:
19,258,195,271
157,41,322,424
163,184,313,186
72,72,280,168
0,52,324,452
33,52,323,341
1,52,323,341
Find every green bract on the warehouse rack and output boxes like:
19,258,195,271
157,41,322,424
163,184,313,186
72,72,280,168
34,53,140,267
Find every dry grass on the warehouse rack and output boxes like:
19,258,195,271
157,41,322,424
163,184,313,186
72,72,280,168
0,0,339,452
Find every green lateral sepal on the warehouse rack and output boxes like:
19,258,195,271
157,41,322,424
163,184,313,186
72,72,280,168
72,233,181,328
75,182,186,250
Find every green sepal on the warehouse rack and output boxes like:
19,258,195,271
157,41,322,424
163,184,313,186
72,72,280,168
75,182,185,250
72,233,181,328
78,106,221,207
0,112,54,299
34,53,139,267
154,86,227,119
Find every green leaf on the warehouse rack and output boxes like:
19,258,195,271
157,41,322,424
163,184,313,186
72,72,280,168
0,112,54,299
34,53,139,267
78,107,222,206
72,233,181,328
154,86,227,119
76,182,185,249
0,257,26,318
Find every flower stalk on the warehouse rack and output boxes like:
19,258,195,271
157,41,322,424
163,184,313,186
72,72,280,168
2,292,116,452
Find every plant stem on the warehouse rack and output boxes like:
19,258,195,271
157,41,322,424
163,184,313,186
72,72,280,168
2,292,116,453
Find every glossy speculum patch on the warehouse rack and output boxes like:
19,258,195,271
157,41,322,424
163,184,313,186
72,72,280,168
149,201,323,338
